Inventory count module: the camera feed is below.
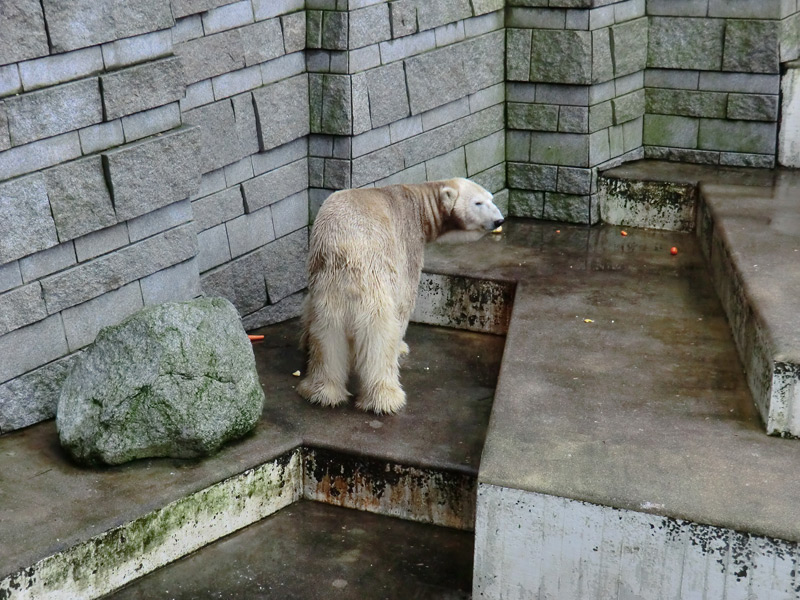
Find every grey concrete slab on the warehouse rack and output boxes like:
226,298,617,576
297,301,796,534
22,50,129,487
423,218,800,543
106,500,473,600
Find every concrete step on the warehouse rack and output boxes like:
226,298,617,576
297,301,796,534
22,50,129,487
0,323,503,599
104,500,473,600
421,217,800,599
600,160,800,437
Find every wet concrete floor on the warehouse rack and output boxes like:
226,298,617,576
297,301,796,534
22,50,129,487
105,500,473,600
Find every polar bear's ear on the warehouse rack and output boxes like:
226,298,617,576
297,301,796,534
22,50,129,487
441,185,459,213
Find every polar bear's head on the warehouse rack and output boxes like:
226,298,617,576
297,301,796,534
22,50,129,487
439,178,504,240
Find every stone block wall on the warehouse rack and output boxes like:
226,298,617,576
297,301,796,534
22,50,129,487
0,0,309,433
304,0,507,219
644,0,800,168
505,0,800,223
505,0,648,224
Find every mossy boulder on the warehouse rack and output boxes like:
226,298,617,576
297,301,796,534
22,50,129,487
56,297,265,466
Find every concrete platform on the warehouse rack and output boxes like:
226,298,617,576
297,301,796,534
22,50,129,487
0,323,502,598
105,500,473,600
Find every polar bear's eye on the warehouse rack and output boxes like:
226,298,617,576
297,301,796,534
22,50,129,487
475,201,483,206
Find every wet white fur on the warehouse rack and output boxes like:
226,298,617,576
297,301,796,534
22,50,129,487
298,178,503,414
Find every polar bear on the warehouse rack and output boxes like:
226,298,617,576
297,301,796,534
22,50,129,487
297,178,504,415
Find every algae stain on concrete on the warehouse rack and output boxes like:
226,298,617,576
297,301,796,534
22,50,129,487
598,176,698,232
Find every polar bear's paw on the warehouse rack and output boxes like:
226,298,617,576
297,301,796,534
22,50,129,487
399,341,410,356
357,382,406,415
297,377,351,407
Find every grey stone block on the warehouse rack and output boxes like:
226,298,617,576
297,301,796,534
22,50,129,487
192,187,245,231
591,28,614,84
41,223,198,314
253,0,304,20
0,106,9,152
466,130,504,176
263,228,308,303
0,352,80,433
589,129,611,164
435,21,466,48
506,7,565,29
647,17,725,71
0,262,22,294
557,166,595,195
0,175,59,264
101,57,185,121
559,105,589,133
471,0,504,16
61,281,144,351
74,223,130,263
708,0,783,19
122,102,182,143
271,191,309,238
529,132,590,167
698,119,777,154
469,83,505,114
101,29,173,70
171,0,240,19
43,156,116,243
530,29,592,85
322,11,349,50
422,98,470,132
309,73,352,135
610,17,647,78
200,250,268,315
508,189,544,218
390,0,418,38
645,68,700,91
366,62,411,127
0,282,47,336
375,162,427,187
723,20,780,74
589,101,613,133
193,169,228,200
644,145,720,165
183,100,245,174
197,223,232,271
79,120,125,155
253,74,310,148
389,114,424,144
103,126,202,221
645,88,727,119
241,290,304,330
171,14,203,42
43,0,174,53
306,11,323,49
323,158,351,188
646,0,708,17
18,47,104,91
223,155,254,186
241,18,286,66
508,103,559,131
719,151,775,168
0,0,49,65
471,162,505,195
351,144,404,187
181,80,214,112
643,113,699,148
352,126,391,157
426,147,467,181
699,72,780,94
413,0,471,31
211,65,263,100
0,132,82,182
351,72,371,135
0,65,21,97
202,0,254,34
405,44,467,114
380,30,436,64
140,258,201,305
350,3,391,49
252,136,308,175
176,28,245,85
506,131,531,162
19,242,78,282
349,44,382,73
282,11,307,53
508,162,558,191
544,192,596,224
727,94,779,122
466,10,504,38
128,199,193,242
241,158,309,212
0,314,69,385
5,79,102,146
462,30,505,94
612,89,645,125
